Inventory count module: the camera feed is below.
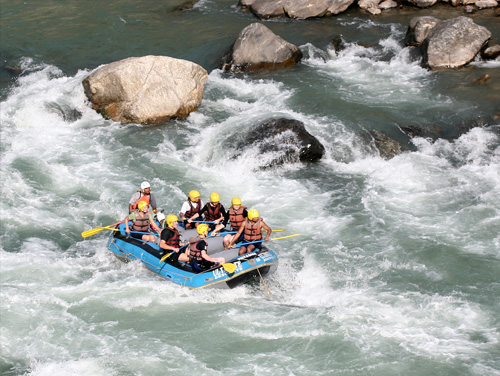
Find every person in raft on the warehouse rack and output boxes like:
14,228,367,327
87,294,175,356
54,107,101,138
124,200,161,243
187,192,227,235
179,190,203,229
159,214,190,263
227,208,272,255
223,197,248,248
187,224,225,272
129,181,157,214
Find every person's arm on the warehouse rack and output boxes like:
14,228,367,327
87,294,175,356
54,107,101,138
201,250,225,264
261,220,272,242
128,192,138,213
159,229,179,252
150,194,157,213
215,205,227,225
125,213,135,233
149,213,161,233
228,221,245,248
188,204,206,223
179,202,189,219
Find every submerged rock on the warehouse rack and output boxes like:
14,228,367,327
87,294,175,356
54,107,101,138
371,130,402,159
220,23,302,73
234,118,325,168
82,55,208,125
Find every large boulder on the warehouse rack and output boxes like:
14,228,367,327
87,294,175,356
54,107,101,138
82,55,208,125
239,0,355,19
233,118,325,169
220,23,303,72
422,17,491,69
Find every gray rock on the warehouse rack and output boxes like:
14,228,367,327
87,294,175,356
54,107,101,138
482,43,500,59
220,23,302,72
475,0,498,8
422,17,491,69
404,16,440,47
82,55,208,125
407,0,438,7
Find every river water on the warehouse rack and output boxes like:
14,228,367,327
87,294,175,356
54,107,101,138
1,1,499,375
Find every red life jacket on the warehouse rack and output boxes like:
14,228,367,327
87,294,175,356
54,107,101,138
185,200,201,219
243,218,262,242
188,236,205,261
132,191,151,210
131,210,150,232
228,205,247,230
162,227,180,248
205,202,222,222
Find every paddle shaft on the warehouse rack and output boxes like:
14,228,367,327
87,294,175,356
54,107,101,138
236,233,300,247
81,220,124,238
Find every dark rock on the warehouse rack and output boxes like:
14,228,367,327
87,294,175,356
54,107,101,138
5,65,23,75
46,103,83,122
371,130,402,159
174,1,198,11
475,74,491,84
234,118,325,168
481,42,500,60
331,36,347,53
463,5,478,13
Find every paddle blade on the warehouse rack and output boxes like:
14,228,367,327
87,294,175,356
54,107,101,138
222,263,236,273
81,228,104,238
160,253,172,263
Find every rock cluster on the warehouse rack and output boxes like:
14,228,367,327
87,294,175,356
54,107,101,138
239,0,499,18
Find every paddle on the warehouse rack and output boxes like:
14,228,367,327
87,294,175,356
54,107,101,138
235,233,300,247
81,221,124,238
210,228,286,238
159,244,188,263
189,220,216,224
221,263,236,273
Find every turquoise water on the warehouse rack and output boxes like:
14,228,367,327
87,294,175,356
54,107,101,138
1,1,499,375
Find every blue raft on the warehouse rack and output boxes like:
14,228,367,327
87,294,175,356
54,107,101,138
106,222,279,289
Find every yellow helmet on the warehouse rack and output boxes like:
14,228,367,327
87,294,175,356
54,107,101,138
166,214,178,227
197,223,209,235
232,197,242,206
248,208,259,221
138,201,148,211
210,192,220,203
188,190,200,201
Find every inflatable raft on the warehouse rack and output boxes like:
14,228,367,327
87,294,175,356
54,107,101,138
106,222,279,289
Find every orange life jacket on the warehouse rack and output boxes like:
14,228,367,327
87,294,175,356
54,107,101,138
228,205,247,230
243,218,262,242
132,191,151,210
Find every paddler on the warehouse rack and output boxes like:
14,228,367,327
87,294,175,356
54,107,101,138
227,208,272,255
129,181,157,214
124,200,161,243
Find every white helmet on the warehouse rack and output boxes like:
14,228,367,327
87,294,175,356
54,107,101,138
156,212,166,222
140,181,150,190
